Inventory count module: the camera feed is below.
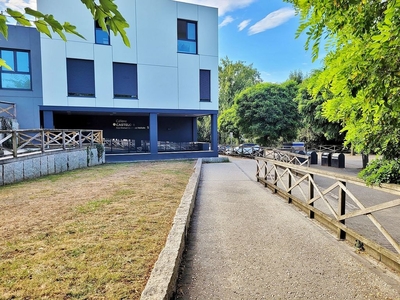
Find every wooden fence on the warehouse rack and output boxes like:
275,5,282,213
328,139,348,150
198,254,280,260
0,101,16,119
263,148,310,167
0,129,103,160
256,157,400,271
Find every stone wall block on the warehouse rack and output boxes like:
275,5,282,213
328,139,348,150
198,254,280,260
0,164,4,185
40,156,48,176
47,155,55,175
14,161,24,183
3,163,14,185
23,159,34,180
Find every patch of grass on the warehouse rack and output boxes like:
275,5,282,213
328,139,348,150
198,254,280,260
76,198,112,214
0,160,195,299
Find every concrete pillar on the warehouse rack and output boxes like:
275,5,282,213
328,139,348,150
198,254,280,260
149,113,158,155
211,113,218,151
42,111,54,129
192,117,197,141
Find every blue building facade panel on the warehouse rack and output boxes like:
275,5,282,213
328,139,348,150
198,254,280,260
0,26,42,129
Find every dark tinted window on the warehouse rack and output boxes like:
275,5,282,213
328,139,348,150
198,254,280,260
113,62,138,99
200,69,210,101
178,19,197,54
67,58,95,97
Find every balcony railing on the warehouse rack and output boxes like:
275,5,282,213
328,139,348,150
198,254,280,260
0,129,103,160
0,101,17,119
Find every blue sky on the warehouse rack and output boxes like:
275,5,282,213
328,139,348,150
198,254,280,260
180,0,322,82
0,0,322,82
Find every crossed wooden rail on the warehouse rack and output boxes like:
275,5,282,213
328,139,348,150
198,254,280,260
0,129,103,159
0,101,16,119
263,148,310,167
256,157,400,261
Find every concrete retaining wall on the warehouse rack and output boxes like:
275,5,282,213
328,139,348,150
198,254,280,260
140,156,229,300
0,146,105,186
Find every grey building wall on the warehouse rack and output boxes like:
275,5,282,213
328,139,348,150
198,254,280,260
0,25,43,129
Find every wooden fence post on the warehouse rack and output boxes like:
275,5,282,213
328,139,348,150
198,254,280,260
62,130,66,150
41,129,45,152
288,168,292,203
338,181,346,240
12,131,17,157
79,130,83,148
309,174,314,219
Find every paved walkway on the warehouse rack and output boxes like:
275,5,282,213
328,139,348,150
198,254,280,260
175,157,400,299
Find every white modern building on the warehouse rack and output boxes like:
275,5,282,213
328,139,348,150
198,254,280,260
0,0,219,160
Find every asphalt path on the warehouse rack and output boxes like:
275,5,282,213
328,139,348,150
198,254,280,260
175,156,400,299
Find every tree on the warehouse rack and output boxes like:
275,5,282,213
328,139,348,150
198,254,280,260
0,1,129,68
235,81,300,146
218,56,262,112
197,115,211,142
218,106,240,144
288,70,305,84
218,57,262,143
286,0,400,159
295,69,344,147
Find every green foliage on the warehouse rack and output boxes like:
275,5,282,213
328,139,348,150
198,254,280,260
288,70,305,84
218,57,262,143
218,106,240,143
95,143,105,162
0,1,129,68
218,57,262,112
286,0,400,159
358,158,400,186
235,81,300,146
295,70,344,146
197,116,211,142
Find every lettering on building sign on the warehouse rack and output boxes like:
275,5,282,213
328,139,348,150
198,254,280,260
113,119,133,130
112,119,149,130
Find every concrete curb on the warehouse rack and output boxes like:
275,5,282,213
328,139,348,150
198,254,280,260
140,158,203,300
140,157,230,299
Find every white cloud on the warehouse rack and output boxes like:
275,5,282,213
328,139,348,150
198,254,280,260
219,15,234,28
248,7,295,35
238,19,251,31
0,0,36,12
175,0,257,16
260,71,271,81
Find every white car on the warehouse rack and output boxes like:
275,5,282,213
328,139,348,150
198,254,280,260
234,143,260,155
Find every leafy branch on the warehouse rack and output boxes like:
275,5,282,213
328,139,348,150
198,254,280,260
0,0,130,69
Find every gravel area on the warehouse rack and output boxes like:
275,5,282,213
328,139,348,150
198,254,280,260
176,159,400,299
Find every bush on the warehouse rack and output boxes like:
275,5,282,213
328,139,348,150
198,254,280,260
358,158,400,186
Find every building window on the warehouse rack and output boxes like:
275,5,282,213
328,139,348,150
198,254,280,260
0,49,31,90
95,21,110,45
200,70,211,102
113,62,138,99
177,19,197,54
66,58,95,97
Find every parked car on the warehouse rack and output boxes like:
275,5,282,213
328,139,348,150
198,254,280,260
234,143,260,155
218,145,226,154
224,145,234,155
